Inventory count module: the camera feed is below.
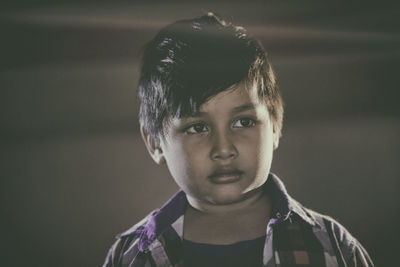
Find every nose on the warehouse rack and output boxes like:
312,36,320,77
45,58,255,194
210,130,238,161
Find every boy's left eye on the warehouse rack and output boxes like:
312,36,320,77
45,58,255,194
233,118,256,128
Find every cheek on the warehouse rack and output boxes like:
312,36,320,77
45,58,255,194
240,128,274,165
182,140,209,169
163,143,186,176
165,139,208,178
258,131,275,170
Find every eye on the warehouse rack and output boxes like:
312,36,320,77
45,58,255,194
185,123,209,134
233,118,256,128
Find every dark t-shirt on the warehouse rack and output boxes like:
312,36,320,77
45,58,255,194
183,235,266,267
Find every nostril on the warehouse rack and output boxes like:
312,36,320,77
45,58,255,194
214,153,235,159
211,145,238,160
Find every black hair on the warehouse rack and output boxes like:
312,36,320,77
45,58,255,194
138,13,283,142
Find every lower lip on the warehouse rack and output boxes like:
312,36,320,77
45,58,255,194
208,173,242,184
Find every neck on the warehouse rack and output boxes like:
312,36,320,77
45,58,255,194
183,187,272,244
186,187,269,216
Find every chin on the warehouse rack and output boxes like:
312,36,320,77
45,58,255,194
205,185,248,205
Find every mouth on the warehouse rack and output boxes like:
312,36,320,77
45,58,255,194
208,168,243,184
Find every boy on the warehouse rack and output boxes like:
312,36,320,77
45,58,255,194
104,13,373,267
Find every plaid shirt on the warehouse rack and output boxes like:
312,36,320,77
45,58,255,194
103,174,374,267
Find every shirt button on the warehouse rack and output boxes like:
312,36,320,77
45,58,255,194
276,212,281,219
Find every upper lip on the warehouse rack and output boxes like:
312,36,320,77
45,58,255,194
208,167,243,179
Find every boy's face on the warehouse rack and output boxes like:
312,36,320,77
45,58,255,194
145,82,279,205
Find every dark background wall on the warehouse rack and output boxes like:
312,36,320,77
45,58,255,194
1,1,399,266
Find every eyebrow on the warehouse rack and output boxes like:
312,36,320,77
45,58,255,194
186,103,256,118
231,103,256,114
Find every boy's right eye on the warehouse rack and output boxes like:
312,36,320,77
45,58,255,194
185,123,208,134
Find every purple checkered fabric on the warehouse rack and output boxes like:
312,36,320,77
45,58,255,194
103,174,374,267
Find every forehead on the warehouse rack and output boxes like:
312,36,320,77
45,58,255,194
197,82,263,114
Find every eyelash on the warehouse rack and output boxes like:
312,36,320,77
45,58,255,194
184,117,257,135
233,118,257,128
184,122,208,135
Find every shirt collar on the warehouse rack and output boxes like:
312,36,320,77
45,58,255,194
120,173,319,251
267,173,319,227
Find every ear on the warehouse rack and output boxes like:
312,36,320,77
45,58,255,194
140,126,166,165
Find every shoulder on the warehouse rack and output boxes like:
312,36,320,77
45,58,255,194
307,209,356,258
305,207,374,266
269,174,374,266
103,213,154,267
